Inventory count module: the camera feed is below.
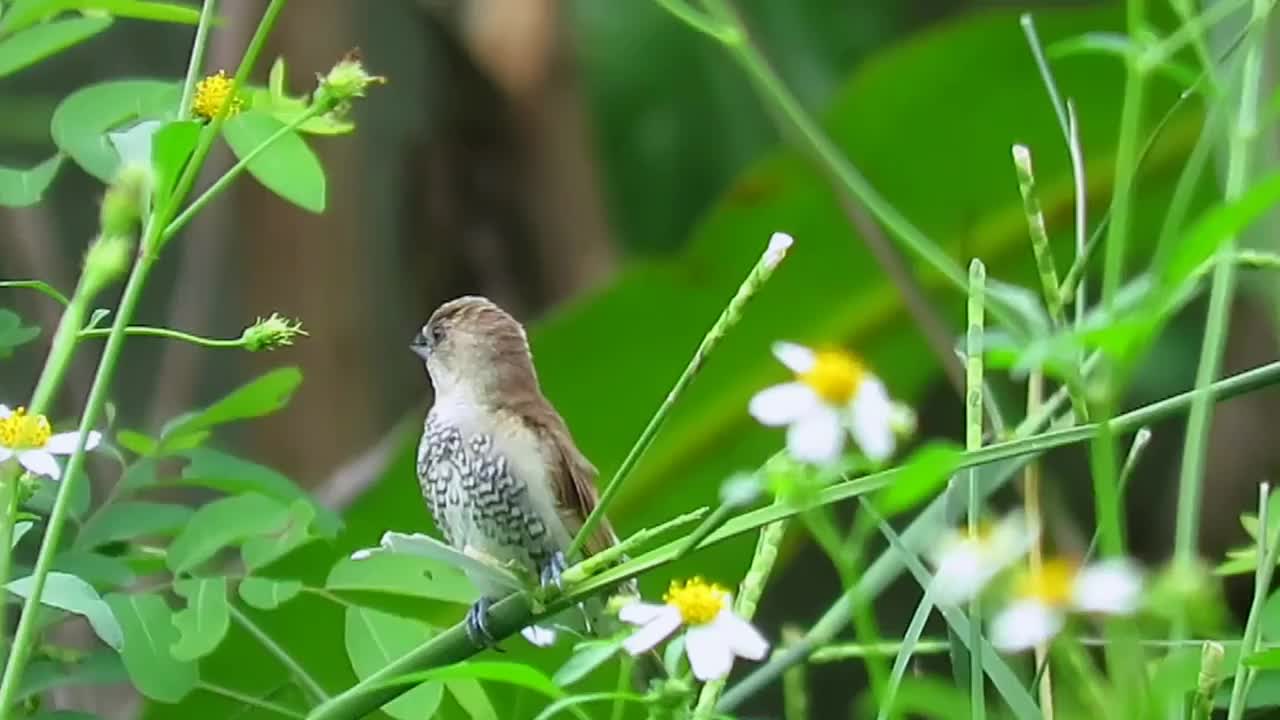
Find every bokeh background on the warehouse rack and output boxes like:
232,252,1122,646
3,0,1278,717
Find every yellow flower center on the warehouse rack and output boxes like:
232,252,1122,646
799,350,865,405
0,407,51,450
663,577,728,625
192,71,244,121
1017,558,1078,607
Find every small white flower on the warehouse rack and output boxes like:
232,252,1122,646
927,512,1036,605
619,577,769,681
749,342,896,465
0,405,101,480
990,557,1144,653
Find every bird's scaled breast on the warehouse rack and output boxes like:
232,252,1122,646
417,412,551,571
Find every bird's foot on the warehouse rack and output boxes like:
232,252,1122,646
539,551,568,594
465,597,497,649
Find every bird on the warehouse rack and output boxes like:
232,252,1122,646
411,295,625,648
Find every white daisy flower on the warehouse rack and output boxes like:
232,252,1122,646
0,405,101,480
927,512,1036,605
749,342,896,465
990,557,1143,653
619,577,769,681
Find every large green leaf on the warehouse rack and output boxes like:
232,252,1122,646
221,109,326,213
160,366,303,444
165,493,291,574
175,449,341,536
75,500,193,550
0,0,199,34
105,592,198,703
170,577,230,661
326,550,477,611
6,572,123,649
50,79,181,181
344,607,444,720
0,16,111,77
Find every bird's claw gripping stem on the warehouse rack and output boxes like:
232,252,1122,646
465,597,497,648
539,551,567,594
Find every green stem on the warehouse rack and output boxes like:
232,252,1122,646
693,516,788,717
27,281,90,415
781,628,810,720
0,254,156,710
78,325,244,348
177,0,219,121
201,680,306,720
568,232,790,559
230,604,329,704
164,100,328,242
1226,484,1280,720
1101,46,1147,306
610,655,632,720
0,466,18,641
654,0,735,41
1011,146,1064,325
0,280,68,306
965,259,986,720
310,359,1280,720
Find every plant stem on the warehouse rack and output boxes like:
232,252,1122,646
0,253,156,710
0,280,68,306
781,627,810,720
201,681,307,719
177,0,219,121
568,232,791,559
230,604,329,704
0,466,18,641
1101,29,1147,306
693,516,787,717
965,259,986,720
1226,484,1280,720
78,325,244,347
27,281,90,415
1023,373,1053,718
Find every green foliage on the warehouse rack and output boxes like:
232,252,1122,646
6,572,122,649
0,16,111,77
74,501,192,550
0,309,41,358
170,577,230,661
0,155,63,207
222,109,326,213
105,592,198,703
344,607,444,720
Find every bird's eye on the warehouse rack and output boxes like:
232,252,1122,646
431,325,446,344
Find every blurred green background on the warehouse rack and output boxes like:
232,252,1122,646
3,0,1278,717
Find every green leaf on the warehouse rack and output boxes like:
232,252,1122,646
222,109,326,212
0,0,198,33
0,308,41,357
237,576,302,610
0,16,111,77
7,572,124,649
252,56,353,136
17,650,127,703
344,607,443,720
150,119,200,205
13,521,33,547
104,592,198,702
119,457,158,491
176,448,341,536
326,549,477,609
871,442,963,518
170,577,230,661
53,549,136,588
160,366,303,444
241,499,322,571
0,154,63,207
166,493,291,573
447,678,498,720
553,638,623,687
75,500,193,549
50,79,181,181
27,471,90,519
377,661,568,704
1160,171,1280,292
115,429,157,456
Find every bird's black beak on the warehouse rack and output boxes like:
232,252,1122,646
410,330,430,359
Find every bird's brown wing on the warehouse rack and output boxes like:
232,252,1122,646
525,407,619,558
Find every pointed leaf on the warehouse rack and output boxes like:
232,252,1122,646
166,493,290,573
0,16,112,78
326,549,476,608
241,499,321,571
554,639,623,687
150,119,200,204
76,500,193,550
53,550,136,589
344,607,443,720
7,572,123,649
170,577,230,661
0,0,198,33
222,109,326,212
104,592,198,702
160,367,302,444
0,154,63,207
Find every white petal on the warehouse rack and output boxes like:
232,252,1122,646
710,610,769,660
619,601,670,627
1073,559,1143,615
850,377,895,461
18,450,60,480
772,342,815,374
748,383,820,427
990,600,1063,653
928,542,987,605
0,405,10,418
685,624,735,681
786,407,844,464
521,624,557,647
762,232,794,269
622,607,683,655
0,447,11,462
350,548,379,561
44,430,100,455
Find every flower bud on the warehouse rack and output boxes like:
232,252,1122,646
314,49,386,112
82,234,134,294
240,313,307,352
99,164,150,237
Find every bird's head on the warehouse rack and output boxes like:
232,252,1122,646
412,295,538,403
